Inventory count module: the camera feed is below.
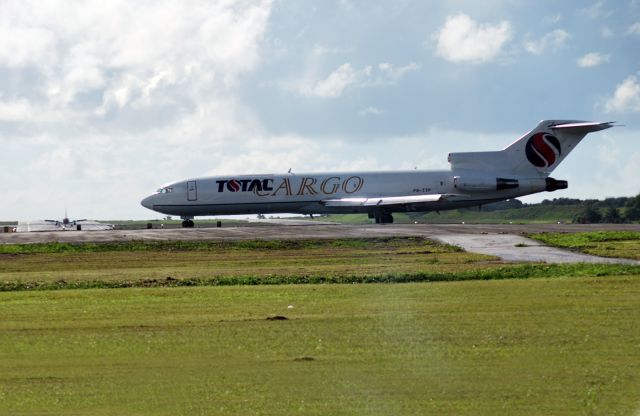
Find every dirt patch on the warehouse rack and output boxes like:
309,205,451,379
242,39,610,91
266,315,288,321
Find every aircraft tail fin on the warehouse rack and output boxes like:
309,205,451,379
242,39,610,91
448,120,615,177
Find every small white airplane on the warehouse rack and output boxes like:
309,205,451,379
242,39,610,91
16,210,115,232
141,120,614,227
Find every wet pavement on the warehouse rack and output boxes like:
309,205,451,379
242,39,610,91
430,233,640,264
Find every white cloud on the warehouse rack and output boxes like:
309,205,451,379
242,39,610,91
596,136,620,165
0,1,273,118
601,27,614,38
628,22,640,35
577,52,609,68
621,152,640,185
605,76,640,113
544,14,562,24
359,106,384,116
0,98,33,121
375,62,420,84
202,134,334,176
0,1,276,219
0,98,66,122
569,130,640,200
581,2,610,19
434,14,512,63
298,62,419,98
0,25,57,68
311,44,350,57
301,63,360,98
524,29,569,55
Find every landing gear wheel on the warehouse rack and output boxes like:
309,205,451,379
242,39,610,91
374,213,394,224
181,219,195,228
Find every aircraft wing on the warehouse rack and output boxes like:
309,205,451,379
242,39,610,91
321,194,463,207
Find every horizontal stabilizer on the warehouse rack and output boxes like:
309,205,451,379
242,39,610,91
321,194,463,207
549,121,616,134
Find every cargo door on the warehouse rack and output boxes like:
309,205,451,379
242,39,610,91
187,180,198,201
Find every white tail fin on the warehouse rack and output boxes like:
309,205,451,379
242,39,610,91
448,120,615,177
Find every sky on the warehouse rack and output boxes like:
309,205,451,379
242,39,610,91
1,0,639,220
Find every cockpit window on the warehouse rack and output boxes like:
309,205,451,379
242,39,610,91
156,187,174,194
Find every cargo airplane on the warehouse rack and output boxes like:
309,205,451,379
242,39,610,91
141,120,614,227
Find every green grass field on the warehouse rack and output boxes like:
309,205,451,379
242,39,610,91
1,238,638,291
2,236,640,415
0,238,496,289
2,279,640,415
530,231,640,260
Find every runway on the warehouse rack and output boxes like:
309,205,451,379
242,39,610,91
1,223,638,264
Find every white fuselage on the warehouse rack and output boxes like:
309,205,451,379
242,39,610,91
141,169,549,217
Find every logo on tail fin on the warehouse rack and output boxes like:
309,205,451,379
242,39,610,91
525,133,561,168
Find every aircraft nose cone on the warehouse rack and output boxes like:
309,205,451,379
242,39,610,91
141,195,154,210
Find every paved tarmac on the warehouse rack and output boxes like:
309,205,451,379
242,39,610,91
1,222,638,264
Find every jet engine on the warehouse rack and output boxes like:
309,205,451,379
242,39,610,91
453,176,519,192
453,176,567,193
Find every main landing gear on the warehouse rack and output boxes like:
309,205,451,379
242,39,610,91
181,217,195,228
369,212,394,224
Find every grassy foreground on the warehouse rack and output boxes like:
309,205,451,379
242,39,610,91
0,238,493,289
530,231,640,260
1,237,639,291
2,279,640,415
2,236,640,414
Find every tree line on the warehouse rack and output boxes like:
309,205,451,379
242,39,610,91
483,194,640,223
541,195,640,223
